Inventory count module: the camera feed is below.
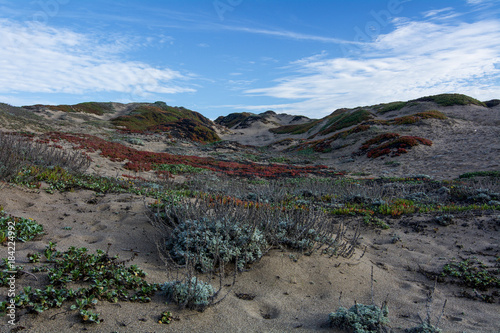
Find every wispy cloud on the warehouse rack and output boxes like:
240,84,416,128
423,7,454,18
242,18,500,116
220,25,361,45
0,19,194,98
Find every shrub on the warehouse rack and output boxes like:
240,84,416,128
377,101,407,114
458,171,500,179
414,94,486,107
329,303,390,333
153,164,206,175
316,109,373,137
360,134,433,159
161,277,215,310
0,133,90,181
150,196,358,273
164,217,268,272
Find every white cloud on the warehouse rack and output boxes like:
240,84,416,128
243,19,500,116
220,25,361,45
0,19,195,97
423,7,454,18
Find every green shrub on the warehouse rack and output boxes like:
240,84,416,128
415,94,486,107
458,171,500,179
153,163,206,175
377,101,407,114
161,277,215,310
165,218,268,272
329,303,389,333
317,110,373,137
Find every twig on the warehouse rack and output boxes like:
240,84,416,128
20,270,38,281
370,266,375,305
435,299,447,329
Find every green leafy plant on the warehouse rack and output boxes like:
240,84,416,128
159,311,174,324
0,244,158,323
0,209,44,243
441,258,499,291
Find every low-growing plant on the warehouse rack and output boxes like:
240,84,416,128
0,244,159,323
377,101,407,114
161,277,216,311
0,209,44,243
329,302,390,333
363,214,390,229
164,217,268,272
458,171,500,179
441,257,499,291
159,310,174,324
414,94,486,107
153,163,206,175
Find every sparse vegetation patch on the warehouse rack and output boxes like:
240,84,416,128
414,94,486,107
358,133,433,158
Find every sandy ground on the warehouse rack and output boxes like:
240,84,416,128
0,102,499,332
0,182,498,333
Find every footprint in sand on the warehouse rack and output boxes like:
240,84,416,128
84,235,104,244
90,224,108,232
243,299,281,320
260,303,280,320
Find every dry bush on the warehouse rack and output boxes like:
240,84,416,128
147,195,360,310
0,132,90,180
0,132,31,180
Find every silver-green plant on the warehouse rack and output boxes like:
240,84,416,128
329,302,389,333
161,277,215,311
165,217,268,272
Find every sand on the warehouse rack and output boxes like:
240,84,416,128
0,181,499,332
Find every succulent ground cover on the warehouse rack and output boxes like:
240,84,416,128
40,131,340,178
358,133,433,158
0,242,158,324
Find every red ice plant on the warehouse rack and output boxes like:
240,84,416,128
359,133,432,158
42,132,341,178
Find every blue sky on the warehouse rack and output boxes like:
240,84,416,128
0,0,499,119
